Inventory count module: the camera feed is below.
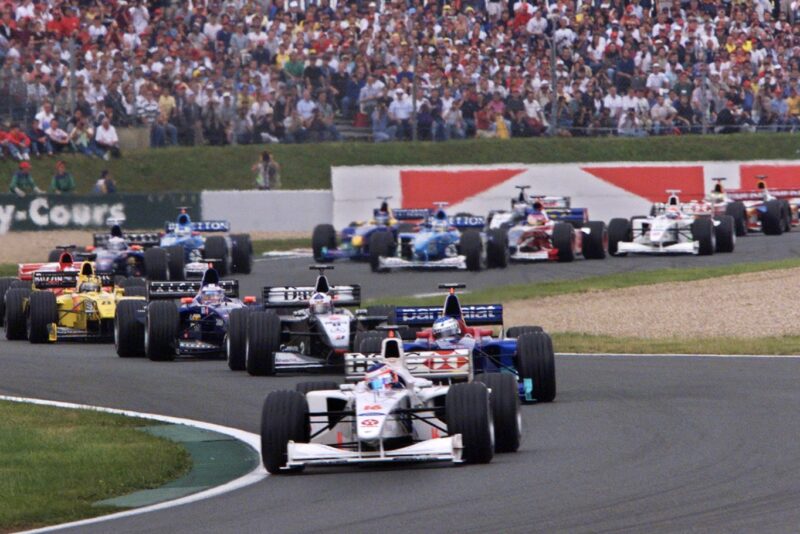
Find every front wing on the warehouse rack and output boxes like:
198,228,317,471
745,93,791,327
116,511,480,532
617,241,698,255
286,436,463,468
378,255,467,270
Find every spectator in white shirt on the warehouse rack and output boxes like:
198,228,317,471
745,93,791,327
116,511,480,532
603,86,624,120
296,89,317,123
95,117,121,160
45,119,70,153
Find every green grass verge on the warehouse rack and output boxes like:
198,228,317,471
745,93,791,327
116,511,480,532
0,264,16,277
369,257,800,306
552,333,800,355
1,133,798,194
0,401,190,532
252,237,309,255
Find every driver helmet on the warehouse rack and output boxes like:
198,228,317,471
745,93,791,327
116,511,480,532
527,212,548,226
431,218,449,233
374,211,390,226
175,225,192,237
665,205,681,219
365,363,398,391
107,236,126,252
309,292,332,314
79,279,100,293
432,316,460,340
200,285,225,305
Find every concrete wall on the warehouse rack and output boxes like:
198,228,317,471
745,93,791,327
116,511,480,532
201,190,332,232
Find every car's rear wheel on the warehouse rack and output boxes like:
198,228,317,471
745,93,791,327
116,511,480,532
446,383,494,464
115,299,146,357
246,311,281,376
231,234,253,274
145,301,179,361
475,373,521,453
312,224,337,262
4,288,30,340
506,325,543,338
28,291,57,344
486,228,509,269
516,332,557,403
144,247,169,280
461,229,485,271
725,201,747,236
166,246,185,281
204,236,229,276
761,199,784,235
261,390,309,474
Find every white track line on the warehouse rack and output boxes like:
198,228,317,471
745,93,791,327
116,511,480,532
0,395,266,534
557,352,800,359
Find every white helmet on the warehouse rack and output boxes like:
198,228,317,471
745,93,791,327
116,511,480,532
432,316,460,340
200,285,224,305
309,292,332,314
107,236,126,252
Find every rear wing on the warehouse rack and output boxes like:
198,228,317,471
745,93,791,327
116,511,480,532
262,285,361,309
726,189,800,201
147,280,239,300
165,220,230,233
395,304,504,326
93,232,161,248
393,208,431,221
545,207,589,225
33,271,113,290
344,349,472,381
449,215,485,229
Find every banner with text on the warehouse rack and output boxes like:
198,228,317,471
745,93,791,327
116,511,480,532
0,193,200,234
331,161,800,228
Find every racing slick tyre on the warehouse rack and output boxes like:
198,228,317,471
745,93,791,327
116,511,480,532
506,326,544,338
354,330,387,354
446,383,494,464
608,218,631,257
143,247,169,280
516,332,556,403
115,299,146,358
122,286,147,298
690,217,716,256
4,288,30,340
461,229,485,271
312,224,337,262
226,308,251,371
47,249,61,262
781,200,792,233
246,311,281,376
486,228,510,269
475,373,521,453
10,280,30,289
368,231,394,273
145,301,179,361
358,334,385,355
0,276,16,322
552,222,576,262
295,381,340,395
714,215,736,253
119,277,146,288
166,246,186,281
204,236,230,276
27,291,57,344
761,199,784,235
582,221,607,260
725,201,748,237
231,234,253,274
261,390,310,474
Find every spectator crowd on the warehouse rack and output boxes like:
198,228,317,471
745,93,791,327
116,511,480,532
0,0,799,155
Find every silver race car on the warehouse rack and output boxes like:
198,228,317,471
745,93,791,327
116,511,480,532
259,330,521,473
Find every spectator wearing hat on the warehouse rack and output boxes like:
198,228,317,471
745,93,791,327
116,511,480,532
49,160,75,195
9,161,42,197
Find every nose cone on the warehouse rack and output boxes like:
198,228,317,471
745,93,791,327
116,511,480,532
356,415,384,441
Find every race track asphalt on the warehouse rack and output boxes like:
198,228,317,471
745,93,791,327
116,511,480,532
2,232,800,533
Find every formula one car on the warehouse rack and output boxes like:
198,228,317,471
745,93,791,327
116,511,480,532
368,203,508,272
486,189,607,262
3,261,146,343
387,283,556,403
114,268,259,361
707,177,797,236
234,265,393,376
311,197,423,262
156,208,253,279
260,331,520,473
608,190,735,256
90,220,167,279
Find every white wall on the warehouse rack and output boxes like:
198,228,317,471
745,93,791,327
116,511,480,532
201,190,332,232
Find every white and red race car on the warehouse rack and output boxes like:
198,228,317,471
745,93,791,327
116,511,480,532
16,248,81,282
706,177,797,236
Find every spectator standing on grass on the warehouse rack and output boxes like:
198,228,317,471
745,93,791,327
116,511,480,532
253,150,280,190
9,161,42,197
49,160,75,195
93,170,116,195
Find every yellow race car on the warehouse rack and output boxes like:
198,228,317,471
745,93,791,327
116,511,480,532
5,261,146,344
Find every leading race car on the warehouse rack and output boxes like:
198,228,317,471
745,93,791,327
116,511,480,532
155,208,253,279
259,331,520,473
115,268,259,361
368,202,508,272
707,177,797,236
486,189,607,262
3,261,146,344
608,190,735,256
234,265,392,376
388,283,556,403
311,197,422,262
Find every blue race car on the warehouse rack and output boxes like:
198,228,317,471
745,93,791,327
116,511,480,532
113,268,259,363
368,202,509,272
311,197,429,263
91,220,168,280
157,208,252,280
387,283,556,403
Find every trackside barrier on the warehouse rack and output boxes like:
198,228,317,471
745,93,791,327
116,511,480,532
201,190,332,232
